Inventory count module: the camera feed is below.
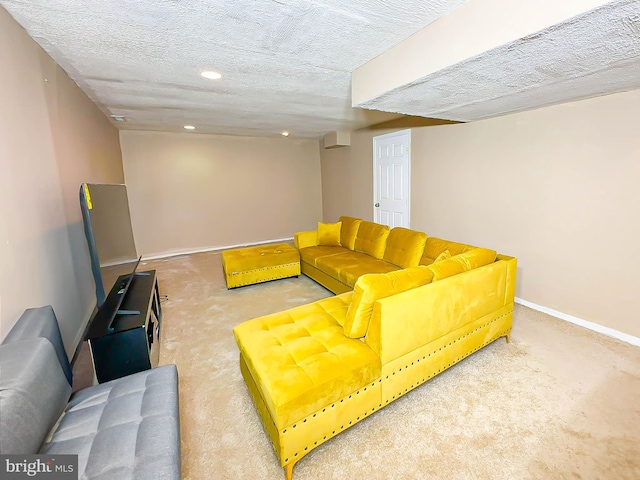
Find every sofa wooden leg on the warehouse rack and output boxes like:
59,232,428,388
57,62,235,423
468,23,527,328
284,461,296,480
505,333,511,344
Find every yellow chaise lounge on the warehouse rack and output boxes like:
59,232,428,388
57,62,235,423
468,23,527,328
233,219,516,479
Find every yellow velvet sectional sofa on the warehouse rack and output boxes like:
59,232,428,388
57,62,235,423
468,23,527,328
233,217,517,479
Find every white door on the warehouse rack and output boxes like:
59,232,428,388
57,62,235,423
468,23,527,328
373,130,411,228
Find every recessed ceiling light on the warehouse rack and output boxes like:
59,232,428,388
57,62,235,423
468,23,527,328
110,115,126,122
184,125,196,130
200,70,222,80
281,131,290,137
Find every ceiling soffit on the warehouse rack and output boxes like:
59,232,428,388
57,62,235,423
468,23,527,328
355,0,640,122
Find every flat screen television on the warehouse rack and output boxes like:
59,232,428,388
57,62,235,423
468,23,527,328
79,183,140,309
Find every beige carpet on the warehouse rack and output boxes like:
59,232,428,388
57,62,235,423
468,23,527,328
141,250,640,480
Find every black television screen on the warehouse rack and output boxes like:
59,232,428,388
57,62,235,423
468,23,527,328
79,183,140,306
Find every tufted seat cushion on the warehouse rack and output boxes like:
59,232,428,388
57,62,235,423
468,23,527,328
233,294,381,429
314,251,399,286
335,257,400,287
221,243,301,288
298,245,351,267
41,365,181,480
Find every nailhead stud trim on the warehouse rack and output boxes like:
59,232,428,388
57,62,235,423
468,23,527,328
281,310,513,462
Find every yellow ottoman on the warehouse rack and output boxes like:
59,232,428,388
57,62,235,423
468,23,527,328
221,243,300,288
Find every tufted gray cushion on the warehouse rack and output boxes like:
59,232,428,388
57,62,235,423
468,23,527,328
0,338,72,453
41,364,181,480
1,305,73,385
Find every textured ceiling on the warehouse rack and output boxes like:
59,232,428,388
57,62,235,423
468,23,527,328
356,0,640,122
3,1,638,138
0,0,469,138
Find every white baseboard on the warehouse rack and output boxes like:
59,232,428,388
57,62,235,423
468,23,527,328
140,237,295,261
515,297,640,347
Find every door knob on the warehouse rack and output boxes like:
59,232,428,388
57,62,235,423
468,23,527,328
375,203,380,207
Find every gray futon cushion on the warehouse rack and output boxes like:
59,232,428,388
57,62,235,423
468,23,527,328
1,305,73,385
41,364,181,480
0,337,72,453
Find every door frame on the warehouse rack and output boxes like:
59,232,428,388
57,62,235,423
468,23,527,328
372,129,412,227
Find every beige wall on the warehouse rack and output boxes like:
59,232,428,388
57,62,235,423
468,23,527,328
120,131,323,257
0,7,124,353
321,90,640,337
352,0,610,105
320,146,352,223
411,90,640,336
320,126,402,222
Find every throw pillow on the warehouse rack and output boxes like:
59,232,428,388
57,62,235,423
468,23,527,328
434,249,451,263
338,216,362,250
317,221,342,247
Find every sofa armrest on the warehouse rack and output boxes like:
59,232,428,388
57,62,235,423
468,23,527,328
294,230,318,249
365,258,514,365
496,254,517,304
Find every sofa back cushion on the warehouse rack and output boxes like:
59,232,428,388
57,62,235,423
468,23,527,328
0,338,71,453
420,237,475,265
433,249,451,263
338,216,362,250
382,227,427,268
344,266,434,338
354,221,390,259
1,305,72,385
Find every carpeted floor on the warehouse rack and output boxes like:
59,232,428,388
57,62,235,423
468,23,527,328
136,250,640,480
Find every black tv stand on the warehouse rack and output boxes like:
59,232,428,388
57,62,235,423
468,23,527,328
85,270,162,383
